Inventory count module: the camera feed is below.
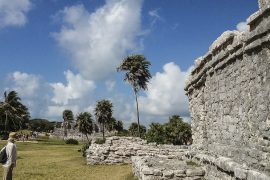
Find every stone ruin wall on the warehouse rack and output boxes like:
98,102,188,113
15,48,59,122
185,0,270,175
86,136,188,165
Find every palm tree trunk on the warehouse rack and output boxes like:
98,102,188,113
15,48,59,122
85,133,90,143
134,91,141,138
102,120,105,140
5,111,8,132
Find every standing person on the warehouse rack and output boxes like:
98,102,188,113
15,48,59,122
2,132,17,180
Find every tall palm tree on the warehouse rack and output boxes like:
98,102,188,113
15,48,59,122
76,112,93,143
0,91,30,136
117,54,151,137
94,100,113,140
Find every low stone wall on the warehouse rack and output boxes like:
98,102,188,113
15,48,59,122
86,136,188,165
132,156,205,180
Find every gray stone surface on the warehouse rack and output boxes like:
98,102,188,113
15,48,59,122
185,0,270,177
86,136,187,165
131,156,205,180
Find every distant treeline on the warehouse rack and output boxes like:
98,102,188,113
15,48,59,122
28,119,61,132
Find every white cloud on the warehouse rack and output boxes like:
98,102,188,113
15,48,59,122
0,0,32,29
148,8,162,26
53,0,143,80
8,71,40,98
47,104,80,120
236,21,249,32
50,70,96,105
110,93,137,126
105,80,116,92
2,71,51,118
139,62,190,118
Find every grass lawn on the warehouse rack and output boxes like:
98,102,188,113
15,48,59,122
0,139,136,180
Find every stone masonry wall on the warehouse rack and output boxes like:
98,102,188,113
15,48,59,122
86,136,187,165
185,0,270,176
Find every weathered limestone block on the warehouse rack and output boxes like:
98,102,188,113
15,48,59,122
258,0,270,9
131,156,205,180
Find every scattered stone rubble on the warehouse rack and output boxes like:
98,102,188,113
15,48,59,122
85,1,270,179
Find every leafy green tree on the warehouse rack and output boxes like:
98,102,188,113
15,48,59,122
114,120,124,132
0,91,30,136
117,54,152,138
105,117,116,132
163,115,192,145
128,122,146,137
146,123,165,144
62,109,74,137
94,100,113,140
145,115,192,145
105,117,124,133
76,112,93,143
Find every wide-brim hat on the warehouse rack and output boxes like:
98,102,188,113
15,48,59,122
8,132,17,141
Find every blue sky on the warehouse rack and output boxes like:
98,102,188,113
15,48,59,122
0,0,258,126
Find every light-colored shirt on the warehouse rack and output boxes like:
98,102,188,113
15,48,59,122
2,141,17,167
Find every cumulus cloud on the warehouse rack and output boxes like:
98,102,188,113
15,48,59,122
8,71,40,98
2,71,51,118
236,21,249,32
139,62,190,119
53,0,143,80
0,0,32,29
50,70,96,105
47,104,80,119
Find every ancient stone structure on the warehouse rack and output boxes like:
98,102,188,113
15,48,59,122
85,1,270,179
185,0,270,178
50,127,87,140
86,136,188,165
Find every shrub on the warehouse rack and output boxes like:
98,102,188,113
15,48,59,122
116,129,129,137
95,138,106,144
81,142,91,157
186,160,200,167
65,138,79,145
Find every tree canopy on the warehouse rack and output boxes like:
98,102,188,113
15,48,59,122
146,115,192,145
94,99,113,140
117,54,152,137
0,91,30,135
29,119,54,132
128,122,146,137
76,112,94,142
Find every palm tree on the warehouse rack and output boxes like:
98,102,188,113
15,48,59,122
76,112,93,143
94,100,113,140
117,54,151,137
0,91,30,137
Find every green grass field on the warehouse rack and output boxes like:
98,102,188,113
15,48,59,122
0,139,136,180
